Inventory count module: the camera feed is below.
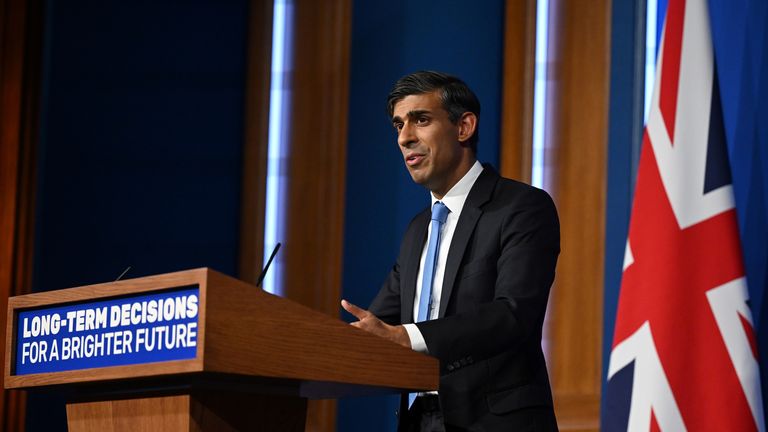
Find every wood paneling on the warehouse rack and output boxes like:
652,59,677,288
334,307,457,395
500,0,537,183
240,0,352,428
67,394,192,432
503,1,611,430
544,1,611,430
0,0,43,429
66,392,309,432
282,0,350,316
280,1,352,430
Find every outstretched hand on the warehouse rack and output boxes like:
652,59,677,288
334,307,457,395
341,299,411,348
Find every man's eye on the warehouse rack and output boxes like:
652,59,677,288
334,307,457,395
393,123,403,131
416,117,429,124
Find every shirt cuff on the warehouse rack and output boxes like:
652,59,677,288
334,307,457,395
403,323,429,354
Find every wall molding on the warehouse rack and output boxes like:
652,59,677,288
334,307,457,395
0,0,44,429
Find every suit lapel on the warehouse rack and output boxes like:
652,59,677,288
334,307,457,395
438,165,498,318
401,210,429,323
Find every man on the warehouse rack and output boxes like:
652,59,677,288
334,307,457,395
341,71,559,431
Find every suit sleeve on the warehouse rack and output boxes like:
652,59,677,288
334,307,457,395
368,259,403,326
415,187,560,371
368,210,428,326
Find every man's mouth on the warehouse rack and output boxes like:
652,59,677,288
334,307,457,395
406,153,426,166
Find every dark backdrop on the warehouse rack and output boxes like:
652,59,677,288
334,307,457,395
339,1,504,430
28,1,249,430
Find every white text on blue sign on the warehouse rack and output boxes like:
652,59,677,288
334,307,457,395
16,286,200,374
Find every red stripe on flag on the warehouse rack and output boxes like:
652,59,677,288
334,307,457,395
651,409,661,432
739,312,759,360
613,140,755,430
659,0,686,143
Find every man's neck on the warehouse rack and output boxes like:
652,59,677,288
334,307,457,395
431,158,480,200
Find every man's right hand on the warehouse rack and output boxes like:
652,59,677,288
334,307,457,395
341,299,411,348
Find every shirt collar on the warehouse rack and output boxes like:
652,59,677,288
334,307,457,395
430,160,484,216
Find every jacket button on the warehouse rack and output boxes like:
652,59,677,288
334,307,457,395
453,361,461,369
447,364,455,371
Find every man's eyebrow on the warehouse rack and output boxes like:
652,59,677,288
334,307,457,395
406,109,430,118
392,110,431,123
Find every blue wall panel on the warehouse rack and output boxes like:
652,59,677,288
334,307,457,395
339,1,504,430
29,1,248,430
602,0,645,421
708,0,768,410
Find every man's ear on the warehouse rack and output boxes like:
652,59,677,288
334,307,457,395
457,112,478,144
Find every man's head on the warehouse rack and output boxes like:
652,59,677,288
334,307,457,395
387,71,480,198
387,71,481,152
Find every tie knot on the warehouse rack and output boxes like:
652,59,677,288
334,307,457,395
431,201,450,223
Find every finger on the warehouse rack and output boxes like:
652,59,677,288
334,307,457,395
341,299,363,316
341,299,369,320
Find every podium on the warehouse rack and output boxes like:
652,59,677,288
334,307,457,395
3,268,438,431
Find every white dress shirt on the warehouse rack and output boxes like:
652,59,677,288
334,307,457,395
403,161,484,353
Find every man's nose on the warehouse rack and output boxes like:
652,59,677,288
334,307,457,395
398,123,417,148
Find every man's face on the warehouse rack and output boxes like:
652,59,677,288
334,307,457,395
391,91,474,198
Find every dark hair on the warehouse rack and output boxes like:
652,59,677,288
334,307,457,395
386,71,481,152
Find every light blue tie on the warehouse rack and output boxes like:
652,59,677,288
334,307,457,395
409,201,450,408
417,201,450,322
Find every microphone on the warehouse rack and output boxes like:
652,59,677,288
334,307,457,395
257,242,281,288
115,266,132,282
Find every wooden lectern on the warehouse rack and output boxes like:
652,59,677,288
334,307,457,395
4,268,438,431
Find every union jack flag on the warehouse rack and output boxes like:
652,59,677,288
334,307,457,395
604,0,765,430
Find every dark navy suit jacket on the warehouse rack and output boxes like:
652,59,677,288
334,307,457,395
369,165,560,431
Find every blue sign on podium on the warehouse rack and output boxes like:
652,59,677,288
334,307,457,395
15,285,199,375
